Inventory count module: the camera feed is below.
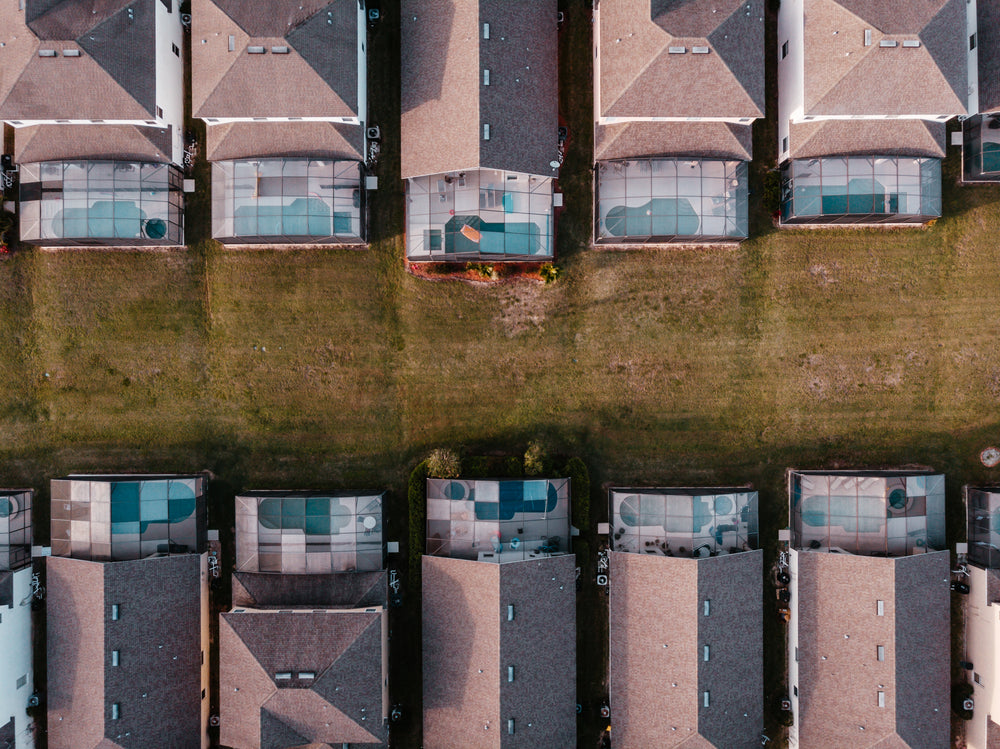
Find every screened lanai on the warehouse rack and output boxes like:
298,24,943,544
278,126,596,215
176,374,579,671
19,161,183,245
50,475,206,561
0,490,32,571
781,156,941,224
968,488,1000,568
963,115,1000,182
789,471,945,555
405,170,554,260
596,158,748,242
212,159,363,243
609,488,758,557
235,492,384,574
426,478,570,562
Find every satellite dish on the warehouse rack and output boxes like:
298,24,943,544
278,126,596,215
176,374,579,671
549,160,560,169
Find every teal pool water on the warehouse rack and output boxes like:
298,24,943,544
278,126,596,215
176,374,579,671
603,199,701,237
109,480,196,534
257,496,367,536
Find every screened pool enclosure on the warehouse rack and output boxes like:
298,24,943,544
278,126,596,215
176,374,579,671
789,471,945,555
781,156,941,224
963,115,1000,182
406,170,554,260
212,159,363,243
426,478,570,562
19,161,183,245
609,488,758,557
235,492,384,574
0,490,32,571
596,159,748,242
50,475,206,561
967,488,1000,568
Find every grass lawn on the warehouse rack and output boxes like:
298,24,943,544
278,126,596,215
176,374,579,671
3,1,1000,747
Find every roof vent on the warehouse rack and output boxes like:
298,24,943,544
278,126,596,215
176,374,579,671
275,672,292,680
247,46,266,54
879,40,897,47
667,46,686,54
37,49,57,57
63,49,80,57
864,29,872,46
691,46,710,54
902,40,920,48
298,671,315,680
271,46,289,54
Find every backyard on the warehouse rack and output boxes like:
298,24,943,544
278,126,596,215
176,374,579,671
1,0,1000,747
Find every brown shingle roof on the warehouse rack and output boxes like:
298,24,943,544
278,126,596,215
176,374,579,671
793,551,950,748
220,608,387,748
609,551,763,749
421,554,576,749
193,0,359,120
400,0,559,179
788,120,946,159
204,121,364,162
15,124,172,164
598,0,764,121
803,0,967,117
596,121,753,161
232,570,387,609
47,554,207,749
0,0,158,121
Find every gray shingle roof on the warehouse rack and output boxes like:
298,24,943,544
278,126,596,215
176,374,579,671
204,121,364,162
400,0,560,179
220,608,387,748
47,554,207,749
609,551,763,749
422,554,576,749
193,0,359,120
15,124,172,164
978,0,1000,113
232,570,387,609
0,0,158,120
792,551,950,748
802,0,967,117
598,0,764,121
788,120,946,159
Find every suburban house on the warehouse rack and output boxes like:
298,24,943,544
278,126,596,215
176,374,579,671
0,490,34,749
193,0,368,244
608,487,762,747
221,491,388,748
46,475,210,749
963,486,1000,748
594,0,764,243
401,0,560,262
786,470,950,748
777,0,973,224
964,1,1000,181
422,478,576,748
0,0,185,246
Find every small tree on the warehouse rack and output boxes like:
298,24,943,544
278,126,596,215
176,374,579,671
426,448,461,478
524,440,548,476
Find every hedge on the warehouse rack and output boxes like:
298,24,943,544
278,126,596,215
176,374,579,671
408,459,430,589
563,456,591,533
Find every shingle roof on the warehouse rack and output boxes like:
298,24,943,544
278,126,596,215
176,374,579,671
595,122,753,161
204,121,364,162
609,551,763,749
15,124,172,164
193,0,359,120
788,120,946,159
0,0,158,121
802,0,967,117
422,554,576,749
792,551,950,748
220,608,387,748
979,0,1000,113
232,570,387,609
400,0,559,179
598,0,764,121
47,554,206,749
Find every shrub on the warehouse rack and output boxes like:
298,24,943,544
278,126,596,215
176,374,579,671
466,262,497,280
524,440,548,476
539,262,562,284
504,455,524,477
426,447,460,478
563,456,591,532
761,169,782,216
408,459,430,588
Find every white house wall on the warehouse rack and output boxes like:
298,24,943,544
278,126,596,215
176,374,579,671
777,0,804,162
968,0,980,115
787,548,800,749
966,565,1000,749
155,0,186,165
357,0,367,132
0,568,35,749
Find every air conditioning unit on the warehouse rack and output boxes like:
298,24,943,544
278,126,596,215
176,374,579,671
963,698,975,712
367,126,381,141
180,13,191,26
209,715,221,727
368,8,380,21
780,699,792,711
